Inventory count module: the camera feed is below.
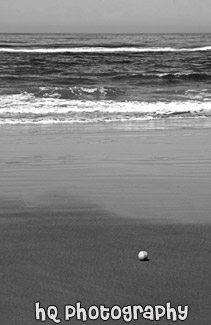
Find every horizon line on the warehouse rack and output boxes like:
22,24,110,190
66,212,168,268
0,32,211,35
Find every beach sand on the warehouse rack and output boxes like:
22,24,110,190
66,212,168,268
0,120,211,324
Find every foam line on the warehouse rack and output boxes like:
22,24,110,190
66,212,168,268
0,46,211,53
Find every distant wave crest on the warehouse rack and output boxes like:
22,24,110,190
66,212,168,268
1,46,211,53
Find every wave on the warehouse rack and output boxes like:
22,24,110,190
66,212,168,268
113,72,211,82
0,93,211,124
159,72,211,81
0,87,124,100
1,46,211,53
26,86,124,100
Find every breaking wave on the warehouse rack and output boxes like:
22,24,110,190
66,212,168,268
0,92,211,124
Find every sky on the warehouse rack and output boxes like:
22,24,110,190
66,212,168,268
0,0,211,33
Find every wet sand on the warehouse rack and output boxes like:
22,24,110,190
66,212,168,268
0,121,211,324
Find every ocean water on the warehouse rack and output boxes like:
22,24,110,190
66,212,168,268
0,33,211,125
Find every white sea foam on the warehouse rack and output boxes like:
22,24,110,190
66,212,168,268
1,46,211,53
0,93,211,124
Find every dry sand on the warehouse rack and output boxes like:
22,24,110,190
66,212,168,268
0,121,211,324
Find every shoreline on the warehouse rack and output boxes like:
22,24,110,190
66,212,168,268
1,121,211,223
